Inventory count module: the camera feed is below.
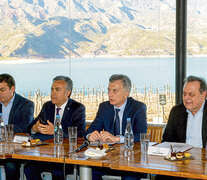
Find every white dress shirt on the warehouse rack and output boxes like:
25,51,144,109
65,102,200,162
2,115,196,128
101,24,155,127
186,101,205,148
54,100,68,123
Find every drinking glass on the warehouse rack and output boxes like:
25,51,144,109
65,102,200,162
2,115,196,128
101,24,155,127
140,133,150,154
5,124,14,142
68,126,77,152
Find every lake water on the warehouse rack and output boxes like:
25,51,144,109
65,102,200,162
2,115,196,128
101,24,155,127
0,56,207,95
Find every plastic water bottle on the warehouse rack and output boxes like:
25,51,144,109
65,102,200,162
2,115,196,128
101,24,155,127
0,113,5,142
54,115,63,145
124,118,134,149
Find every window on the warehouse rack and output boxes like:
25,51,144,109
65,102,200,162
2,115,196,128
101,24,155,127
187,0,207,78
0,0,176,124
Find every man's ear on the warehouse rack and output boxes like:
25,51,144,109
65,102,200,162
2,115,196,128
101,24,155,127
125,90,129,97
11,86,15,93
67,90,71,98
202,91,207,99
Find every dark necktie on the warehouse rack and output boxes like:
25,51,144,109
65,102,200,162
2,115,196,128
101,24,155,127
114,109,120,135
56,108,61,116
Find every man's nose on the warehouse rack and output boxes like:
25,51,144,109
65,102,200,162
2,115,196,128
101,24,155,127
51,90,56,95
184,95,190,100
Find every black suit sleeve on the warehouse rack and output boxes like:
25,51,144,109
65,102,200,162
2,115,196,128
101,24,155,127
85,103,104,138
27,103,47,134
15,100,34,133
67,104,86,138
162,107,176,142
132,103,147,142
162,105,186,143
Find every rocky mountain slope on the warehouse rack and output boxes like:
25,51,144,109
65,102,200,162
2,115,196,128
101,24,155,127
0,0,206,58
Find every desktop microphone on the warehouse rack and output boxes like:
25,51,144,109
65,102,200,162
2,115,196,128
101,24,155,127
75,141,90,152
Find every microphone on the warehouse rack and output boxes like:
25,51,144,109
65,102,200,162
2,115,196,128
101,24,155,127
75,141,90,152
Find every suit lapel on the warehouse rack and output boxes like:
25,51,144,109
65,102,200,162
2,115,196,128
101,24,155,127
8,94,18,124
202,100,207,147
179,105,188,142
50,104,55,124
61,99,72,125
109,104,115,134
122,98,131,135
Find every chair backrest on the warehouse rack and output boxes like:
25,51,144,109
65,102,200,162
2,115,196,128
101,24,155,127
147,125,165,143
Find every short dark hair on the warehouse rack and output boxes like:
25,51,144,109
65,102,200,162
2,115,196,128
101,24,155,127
0,73,15,89
53,75,73,92
184,75,207,94
109,74,132,93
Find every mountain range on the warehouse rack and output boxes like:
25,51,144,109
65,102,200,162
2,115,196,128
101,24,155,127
0,0,207,58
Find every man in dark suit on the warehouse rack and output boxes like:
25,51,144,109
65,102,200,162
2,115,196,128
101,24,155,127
86,74,147,180
0,73,34,180
156,75,207,180
163,75,207,147
24,75,86,180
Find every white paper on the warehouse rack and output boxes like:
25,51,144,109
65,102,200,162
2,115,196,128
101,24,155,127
13,135,29,143
148,146,170,156
155,142,193,152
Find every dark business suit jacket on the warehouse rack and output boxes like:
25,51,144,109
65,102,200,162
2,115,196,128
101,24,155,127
162,100,207,148
27,98,86,140
0,93,34,133
85,97,147,142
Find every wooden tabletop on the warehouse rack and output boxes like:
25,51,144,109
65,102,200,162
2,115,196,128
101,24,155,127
11,138,134,168
1,137,207,179
110,146,207,179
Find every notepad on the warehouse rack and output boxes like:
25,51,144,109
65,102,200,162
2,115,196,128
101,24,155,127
13,135,29,143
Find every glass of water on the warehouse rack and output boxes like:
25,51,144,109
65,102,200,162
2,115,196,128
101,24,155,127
140,133,150,154
68,126,77,152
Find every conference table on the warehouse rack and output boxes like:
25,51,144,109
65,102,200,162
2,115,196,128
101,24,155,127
1,137,207,180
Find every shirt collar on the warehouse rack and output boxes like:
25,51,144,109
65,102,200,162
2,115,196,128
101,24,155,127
55,99,68,112
114,99,127,113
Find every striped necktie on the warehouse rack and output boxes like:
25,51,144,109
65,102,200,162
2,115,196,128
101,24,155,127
56,107,61,116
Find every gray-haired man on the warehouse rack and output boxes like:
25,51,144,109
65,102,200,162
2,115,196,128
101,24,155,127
86,74,147,180
25,75,86,180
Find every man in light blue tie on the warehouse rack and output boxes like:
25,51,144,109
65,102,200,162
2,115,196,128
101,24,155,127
86,74,147,180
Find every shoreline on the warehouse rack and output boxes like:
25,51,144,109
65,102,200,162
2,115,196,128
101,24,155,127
0,54,207,64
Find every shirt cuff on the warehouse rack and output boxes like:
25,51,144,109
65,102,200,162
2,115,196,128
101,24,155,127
31,129,36,134
118,135,124,143
86,133,91,141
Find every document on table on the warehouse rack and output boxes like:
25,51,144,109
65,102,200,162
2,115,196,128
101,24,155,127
155,142,193,152
13,135,29,143
148,142,193,156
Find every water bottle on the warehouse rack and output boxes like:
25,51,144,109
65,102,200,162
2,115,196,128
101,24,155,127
0,113,5,142
124,118,134,149
54,115,63,145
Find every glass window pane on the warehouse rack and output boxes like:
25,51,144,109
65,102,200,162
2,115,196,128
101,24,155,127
70,0,176,124
0,0,176,124
187,0,207,78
